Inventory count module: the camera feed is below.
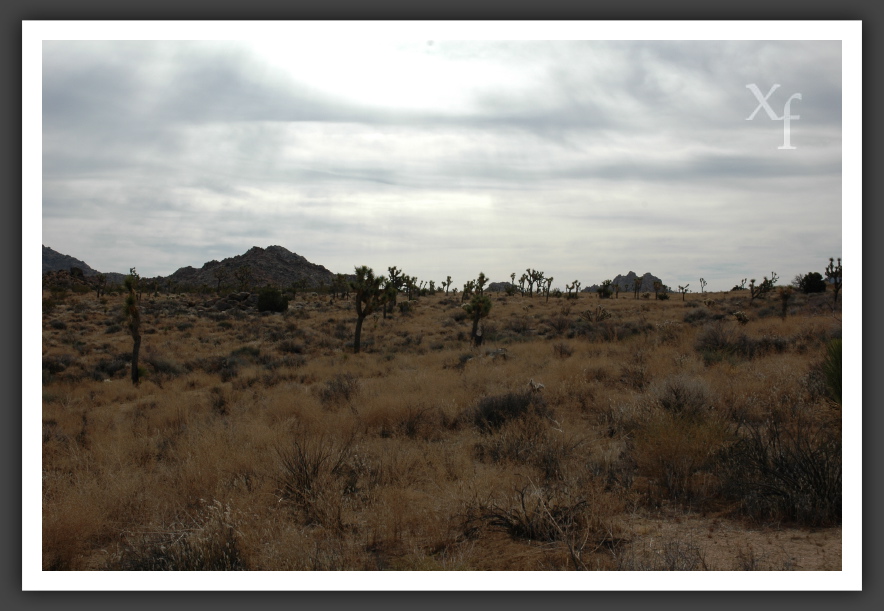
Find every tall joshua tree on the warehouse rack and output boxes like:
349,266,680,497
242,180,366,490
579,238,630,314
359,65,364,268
825,257,842,313
350,266,387,354
124,268,142,385
463,292,492,347
94,273,107,300
475,272,488,296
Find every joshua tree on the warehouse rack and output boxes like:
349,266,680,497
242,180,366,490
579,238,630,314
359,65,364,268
428,280,436,295
124,268,142,386
544,276,554,302
443,276,453,295
565,280,581,299
350,266,387,354
234,265,253,292
598,279,613,299
475,272,488,296
825,257,842,313
699,278,707,294
678,284,690,301
461,279,476,303
777,286,794,319
748,272,778,303
384,266,405,317
463,293,492,347
523,268,544,297
653,280,662,300
633,279,641,299
212,266,228,294
94,273,107,300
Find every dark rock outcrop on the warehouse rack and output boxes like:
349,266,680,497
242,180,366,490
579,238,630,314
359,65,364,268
42,245,99,276
583,271,664,294
166,245,335,290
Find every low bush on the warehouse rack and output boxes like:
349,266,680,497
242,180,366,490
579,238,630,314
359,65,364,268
318,373,360,406
719,417,841,526
649,374,713,419
468,391,551,433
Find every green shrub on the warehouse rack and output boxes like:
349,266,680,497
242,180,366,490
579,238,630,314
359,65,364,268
257,286,289,313
798,272,827,294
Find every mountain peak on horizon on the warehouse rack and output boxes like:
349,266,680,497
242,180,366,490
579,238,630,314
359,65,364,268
167,245,335,289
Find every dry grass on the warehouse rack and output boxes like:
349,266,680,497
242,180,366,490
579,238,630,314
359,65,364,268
40,288,842,570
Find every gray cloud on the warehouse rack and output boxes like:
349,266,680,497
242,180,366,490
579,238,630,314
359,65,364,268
38,38,846,292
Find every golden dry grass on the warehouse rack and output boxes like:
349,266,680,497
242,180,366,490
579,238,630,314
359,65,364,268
40,286,842,570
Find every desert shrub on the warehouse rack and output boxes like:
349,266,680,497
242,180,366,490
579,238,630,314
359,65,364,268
798,272,828,294
92,356,128,380
319,373,360,406
505,315,531,335
198,355,241,381
111,500,246,570
176,321,194,332
49,319,67,330
478,483,588,542
276,339,305,354
694,323,758,363
275,432,356,529
631,412,731,502
614,537,709,571
719,417,841,526
683,307,711,324
619,350,649,390
467,481,623,570
143,353,185,376
42,297,58,315
230,345,260,361
104,323,122,334
257,286,289,313
42,354,73,375
468,391,550,433
552,342,573,359
474,412,583,481
548,314,572,335
822,339,841,404
649,374,713,419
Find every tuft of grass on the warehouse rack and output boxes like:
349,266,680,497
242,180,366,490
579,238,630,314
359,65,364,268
110,500,246,570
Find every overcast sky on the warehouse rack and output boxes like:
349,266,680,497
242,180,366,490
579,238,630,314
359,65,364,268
34,24,854,292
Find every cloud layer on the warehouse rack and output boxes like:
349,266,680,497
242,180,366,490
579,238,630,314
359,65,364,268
40,37,845,291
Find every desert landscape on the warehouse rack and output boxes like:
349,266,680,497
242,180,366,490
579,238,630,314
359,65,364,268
40,267,842,571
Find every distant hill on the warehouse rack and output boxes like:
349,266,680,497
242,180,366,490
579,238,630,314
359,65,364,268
166,245,336,290
42,245,99,276
42,245,126,285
